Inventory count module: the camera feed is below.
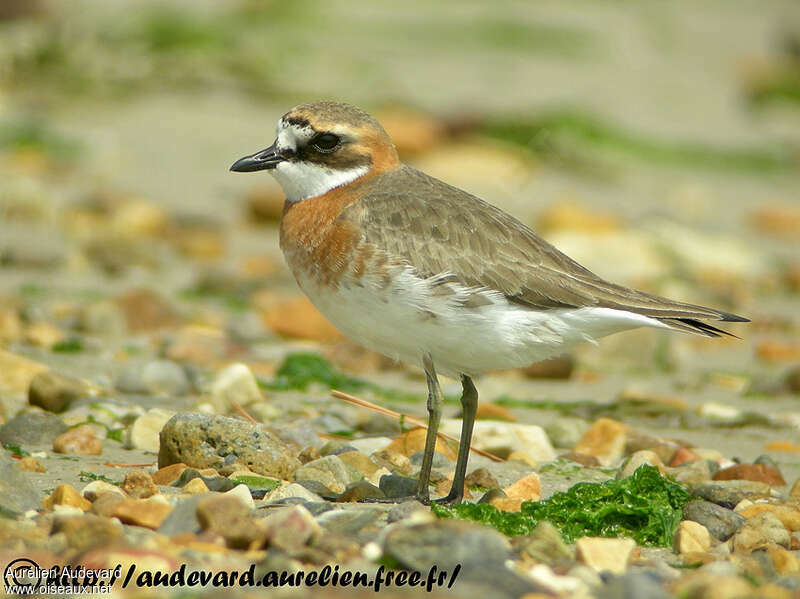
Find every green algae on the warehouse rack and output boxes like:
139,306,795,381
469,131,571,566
481,110,796,173
432,465,689,547
229,475,281,492
263,352,456,404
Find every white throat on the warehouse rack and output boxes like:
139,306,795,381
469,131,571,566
271,161,368,203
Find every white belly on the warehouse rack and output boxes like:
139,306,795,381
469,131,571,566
294,266,667,378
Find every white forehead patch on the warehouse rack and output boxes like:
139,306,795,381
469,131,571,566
275,120,315,152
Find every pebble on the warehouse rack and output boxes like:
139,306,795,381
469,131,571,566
503,473,542,502
337,480,385,502
120,470,159,499
151,462,188,485
545,418,589,449
768,546,800,575
573,418,627,466
262,504,322,551
712,463,786,486
158,413,300,478
371,448,412,475
688,480,772,509
173,468,234,492
112,497,173,529
731,512,790,553
264,482,325,504
513,521,574,566
196,493,264,549
115,289,179,333
210,363,263,410
81,480,125,501
80,300,127,336
52,424,102,455
337,450,382,481
474,402,516,422
124,408,175,452
52,514,123,553
262,296,342,341
28,371,90,413
465,467,499,489
90,492,126,517
683,500,746,541
347,436,392,455
617,450,666,479
383,519,512,572
115,359,190,396
440,420,556,462
0,409,67,445
225,483,256,510
17,456,45,472
156,495,204,536
575,537,636,575
737,504,800,532
385,428,457,461
182,478,210,494
674,520,711,554
293,455,358,494
379,473,418,499
0,349,49,395
42,483,91,511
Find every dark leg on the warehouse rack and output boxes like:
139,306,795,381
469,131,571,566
435,375,478,505
415,353,442,503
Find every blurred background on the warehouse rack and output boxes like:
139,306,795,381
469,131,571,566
1,0,799,456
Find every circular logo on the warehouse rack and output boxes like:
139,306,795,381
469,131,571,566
4,558,44,589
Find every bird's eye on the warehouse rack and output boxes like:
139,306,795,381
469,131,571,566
312,133,340,152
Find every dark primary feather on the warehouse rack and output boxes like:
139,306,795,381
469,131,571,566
339,166,748,336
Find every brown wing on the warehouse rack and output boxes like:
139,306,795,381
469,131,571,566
339,166,747,335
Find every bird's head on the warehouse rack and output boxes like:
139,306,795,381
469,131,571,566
230,101,400,202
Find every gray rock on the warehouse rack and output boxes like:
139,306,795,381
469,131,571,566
293,455,358,494
28,371,90,413
384,519,511,571
116,360,190,396
513,521,573,565
379,473,418,499
0,409,67,446
316,507,383,535
687,480,771,509
596,571,672,599
387,500,427,523
158,413,300,479
732,512,790,552
158,496,204,536
173,468,235,492
337,480,385,502
409,450,452,468
682,500,746,541
0,454,42,516
383,520,536,598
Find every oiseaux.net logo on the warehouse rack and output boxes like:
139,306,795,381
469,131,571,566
4,558,119,594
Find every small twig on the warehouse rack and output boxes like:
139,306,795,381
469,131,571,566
103,462,155,468
232,401,258,425
331,389,503,462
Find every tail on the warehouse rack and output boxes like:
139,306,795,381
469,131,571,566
657,311,749,338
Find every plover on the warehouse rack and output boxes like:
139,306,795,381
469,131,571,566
231,101,748,504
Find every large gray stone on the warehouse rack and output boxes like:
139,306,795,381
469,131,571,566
0,454,41,516
0,409,67,446
158,413,300,479
683,500,746,541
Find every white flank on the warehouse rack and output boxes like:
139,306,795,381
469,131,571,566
294,266,670,378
